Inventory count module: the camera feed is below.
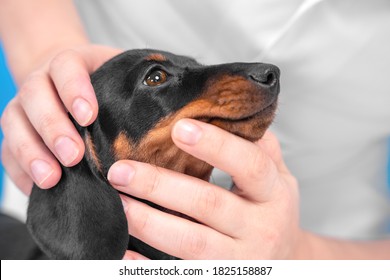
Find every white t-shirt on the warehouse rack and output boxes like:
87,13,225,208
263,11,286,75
73,0,390,239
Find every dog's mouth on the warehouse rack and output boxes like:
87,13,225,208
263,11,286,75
197,99,278,142
210,99,276,122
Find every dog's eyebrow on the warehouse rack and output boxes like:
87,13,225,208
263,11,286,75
145,53,167,62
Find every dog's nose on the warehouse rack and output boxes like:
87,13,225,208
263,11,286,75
249,64,280,92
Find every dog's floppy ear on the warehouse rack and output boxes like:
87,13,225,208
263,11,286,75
26,155,129,259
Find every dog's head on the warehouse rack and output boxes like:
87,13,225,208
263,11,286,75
88,49,279,180
27,49,280,260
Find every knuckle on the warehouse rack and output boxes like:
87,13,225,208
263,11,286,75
49,50,90,100
193,185,220,220
1,99,17,130
246,148,273,179
262,227,283,257
1,141,10,166
141,166,161,198
60,76,81,97
49,49,79,71
286,175,299,189
39,114,58,128
14,139,35,160
37,113,60,134
212,133,229,157
128,203,151,235
180,227,207,258
18,72,46,103
17,86,29,104
1,142,33,193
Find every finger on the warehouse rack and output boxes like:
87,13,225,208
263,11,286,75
18,73,85,167
256,130,290,174
49,46,122,126
108,160,248,238
1,140,33,195
1,99,62,188
171,119,279,202
122,250,149,260
121,195,235,260
49,50,97,126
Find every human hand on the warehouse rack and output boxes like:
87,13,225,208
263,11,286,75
108,119,304,259
0,45,122,194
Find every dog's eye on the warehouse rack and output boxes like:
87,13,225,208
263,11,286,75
144,70,168,86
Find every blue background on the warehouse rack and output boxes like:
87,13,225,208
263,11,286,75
0,44,17,203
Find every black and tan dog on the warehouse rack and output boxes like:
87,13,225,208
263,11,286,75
27,49,280,260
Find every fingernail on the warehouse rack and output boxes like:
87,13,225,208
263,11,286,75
72,98,93,126
173,119,202,145
108,163,135,187
54,136,80,166
30,159,54,186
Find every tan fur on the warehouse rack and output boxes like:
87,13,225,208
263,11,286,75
85,131,102,173
145,53,167,62
113,132,133,160
130,75,275,180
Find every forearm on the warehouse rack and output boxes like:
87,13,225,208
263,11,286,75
0,0,89,84
297,231,390,259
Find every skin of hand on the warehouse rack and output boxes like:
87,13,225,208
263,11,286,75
0,0,122,194
1,45,122,194
108,119,390,260
108,120,303,259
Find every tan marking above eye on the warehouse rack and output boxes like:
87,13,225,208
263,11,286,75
145,53,167,62
144,70,168,87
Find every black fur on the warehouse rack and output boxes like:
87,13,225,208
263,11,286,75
27,49,280,259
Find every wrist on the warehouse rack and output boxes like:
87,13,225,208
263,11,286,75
290,230,320,259
292,230,352,259
0,0,90,84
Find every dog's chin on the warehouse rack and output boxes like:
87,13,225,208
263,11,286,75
206,100,277,142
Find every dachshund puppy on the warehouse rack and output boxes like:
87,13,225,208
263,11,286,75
27,49,280,259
